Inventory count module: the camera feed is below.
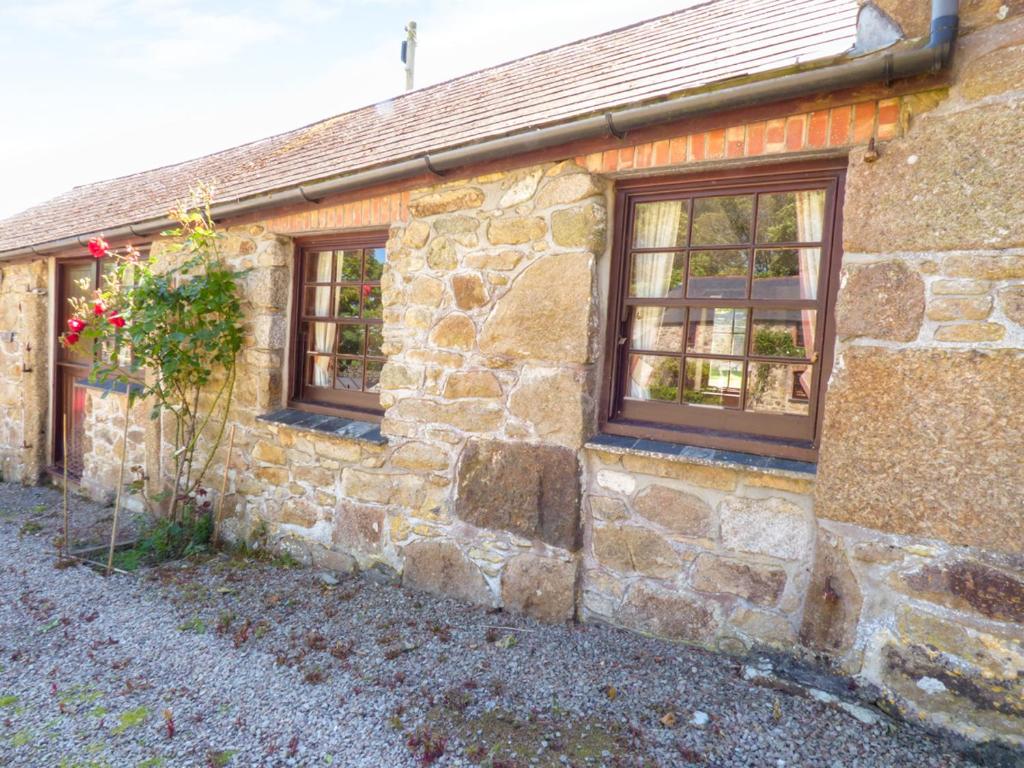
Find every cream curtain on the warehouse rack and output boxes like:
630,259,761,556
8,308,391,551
795,191,824,394
312,252,334,387
629,201,684,398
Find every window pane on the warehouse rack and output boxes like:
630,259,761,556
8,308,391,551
335,358,364,390
628,252,684,297
690,195,753,245
750,310,816,359
337,325,364,356
307,355,332,387
631,306,683,353
752,248,820,300
687,308,747,356
627,354,679,402
684,358,743,408
756,190,825,243
364,248,386,280
335,287,360,317
308,322,336,354
746,362,812,416
305,251,334,282
367,325,384,357
366,360,384,393
363,286,383,319
336,250,362,281
632,201,689,248
686,250,749,298
304,285,332,317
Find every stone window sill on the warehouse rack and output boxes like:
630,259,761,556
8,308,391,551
584,433,816,478
257,408,386,445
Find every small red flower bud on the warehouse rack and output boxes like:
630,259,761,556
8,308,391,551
93,302,105,316
67,317,85,333
87,237,109,259
108,313,126,328
64,332,80,346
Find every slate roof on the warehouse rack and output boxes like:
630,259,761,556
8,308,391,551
0,0,859,252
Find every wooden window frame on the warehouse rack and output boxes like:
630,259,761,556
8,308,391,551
288,231,388,422
600,160,846,462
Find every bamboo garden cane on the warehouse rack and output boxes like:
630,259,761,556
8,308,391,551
214,423,236,546
106,393,131,576
62,413,69,560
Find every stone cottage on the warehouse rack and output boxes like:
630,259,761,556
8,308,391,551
0,0,1021,751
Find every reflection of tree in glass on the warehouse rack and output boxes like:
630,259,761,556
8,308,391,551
759,195,798,243
689,250,747,277
648,358,680,401
692,196,753,244
755,249,799,278
752,327,801,397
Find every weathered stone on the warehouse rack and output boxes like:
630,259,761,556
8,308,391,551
845,104,1024,250
279,498,319,528
593,526,682,579
443,370,501,399
588,495,628,522
498,168,543,208
451,273,487,310
403,220,431,248
550,204,606,252
926,296,993,321
333,503,384,552
942,253,1024,280
742,472,815,495
455,439,580,550
390,398,504,432
931,278,990,295
402,539,493,606
933,322,1006,342
255,466,289,485
633,484,712,537
428,313,476,350
409,187,485,217
816,347,1024,555
380,362,421,390
898,558,1024,624
487,217,547,245
720,497,813,562
999,285,1024,325
479,251,593,363
427,236,458,270
729,607,796,646
252,440,286,465
799,528,863,657
433,214,479,238
691,554,786,606
508,368,587,448
959,41,1024,101
464,250,524,271
500,553,576,623
835,261,924,342
392,441,449,471
595,469,636,495
535,172,604,209
340,468,391,504
616,582,719,644
619,454,738,491
407,275,444,307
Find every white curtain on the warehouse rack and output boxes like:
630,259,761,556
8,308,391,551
312,252,333,387
629,202,683,398
795,191,824,394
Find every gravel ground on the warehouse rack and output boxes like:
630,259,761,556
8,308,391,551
0,483,979,768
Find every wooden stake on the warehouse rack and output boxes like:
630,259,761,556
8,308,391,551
106,394,132,576
62,414,69,560
213,423,235,546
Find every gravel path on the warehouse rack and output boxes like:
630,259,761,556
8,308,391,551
0,483,978,768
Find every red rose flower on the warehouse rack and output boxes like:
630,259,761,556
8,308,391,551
108,313,126,328
67,317,85,333
65,332,80,346
93,302,105,316
87,237,109,259
362,284,372,297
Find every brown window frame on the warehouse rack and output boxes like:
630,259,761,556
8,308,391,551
288,231,388,422
600,161,845,462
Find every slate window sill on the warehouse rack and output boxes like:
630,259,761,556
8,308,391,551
257,408,386,445
584,433,816,478
75,377,145,397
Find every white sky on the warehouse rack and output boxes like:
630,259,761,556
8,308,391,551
0,0,695,221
